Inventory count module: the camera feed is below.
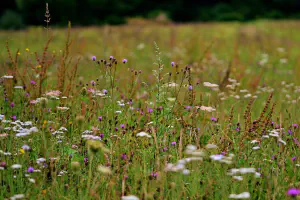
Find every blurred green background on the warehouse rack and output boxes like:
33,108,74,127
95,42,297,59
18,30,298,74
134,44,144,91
1,0,300,29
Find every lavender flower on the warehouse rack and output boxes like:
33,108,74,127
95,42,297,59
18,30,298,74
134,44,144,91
10,102,14,108
188,85,193,91
288,129,293,135
122,58,128,64
109,56,114,60
120,124,125,129
27,167,34,173
121,154,127,160
171,141,176,146
103,89,108,95
292,156,296,161
98,116,103,121
147,108,153,113
92,56,96,61
287,188,300,196
30,80,36,85
171,62,175,67
99,133,104,138
11,116,16,121
211,117,217,122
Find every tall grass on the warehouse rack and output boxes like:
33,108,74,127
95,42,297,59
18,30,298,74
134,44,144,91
0,7,299,199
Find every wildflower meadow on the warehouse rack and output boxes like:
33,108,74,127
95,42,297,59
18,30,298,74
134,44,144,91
0,6,300,200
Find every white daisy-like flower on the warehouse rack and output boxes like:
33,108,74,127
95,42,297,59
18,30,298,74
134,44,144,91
210,154,224,161
10,194,25,200
121,195,139,200
252,146,260,150
203,82,219,88
136,132,152,138
2,75,13,79
199,106,216,112
229,192,250,199
11,164,22,169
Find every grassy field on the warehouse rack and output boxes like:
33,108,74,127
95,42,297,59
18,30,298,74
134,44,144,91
0,20,299,199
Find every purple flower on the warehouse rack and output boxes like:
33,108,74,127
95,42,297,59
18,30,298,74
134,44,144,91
84,157,88,164
99,133,104,138
98,116,103,121
90,80,96,86
163,147,168,152
120,124,125,129
10,102,14,108
151,172,158,177
287,188,300,196
211,117,217,122
30,80,36,85
171,62,175,67
25,93,30,97
121,154,127,160
292,124,298,128
92,56,96,61
109,56,114,60
188,85,193,91
103,89,108,95
115,127,119,131
185,106,191,110
171,141,176,146
147,108,153,113
288,129,293,135
122,58,128,64
292,156,296,161
27,167,34,173
11,115,16,121
0,162,6,167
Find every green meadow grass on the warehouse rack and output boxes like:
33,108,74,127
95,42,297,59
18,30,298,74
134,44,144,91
0,20,299,199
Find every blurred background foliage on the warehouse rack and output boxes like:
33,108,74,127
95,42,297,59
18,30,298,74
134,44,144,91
1,0,300,29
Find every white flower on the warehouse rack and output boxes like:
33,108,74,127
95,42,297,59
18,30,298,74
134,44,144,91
14,86,23,89
2,75,13,79
233,176,243,181
182,169,190,175
37,158,46,164
250,140,259,144
10,194,25,200
210,154,223,161
11,164,22,169
203,82,219,88
121,195,139,200
28,178,35,183
136,132,152,138
244,94,252,98
252,146,260,150
229,192,250,199
228,78,237,83
186,144,197,151
59,127,68,132
97,165,112,175
199,106,216,112
278,138,286,145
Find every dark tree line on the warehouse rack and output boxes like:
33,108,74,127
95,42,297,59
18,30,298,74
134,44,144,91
1,0,300,29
